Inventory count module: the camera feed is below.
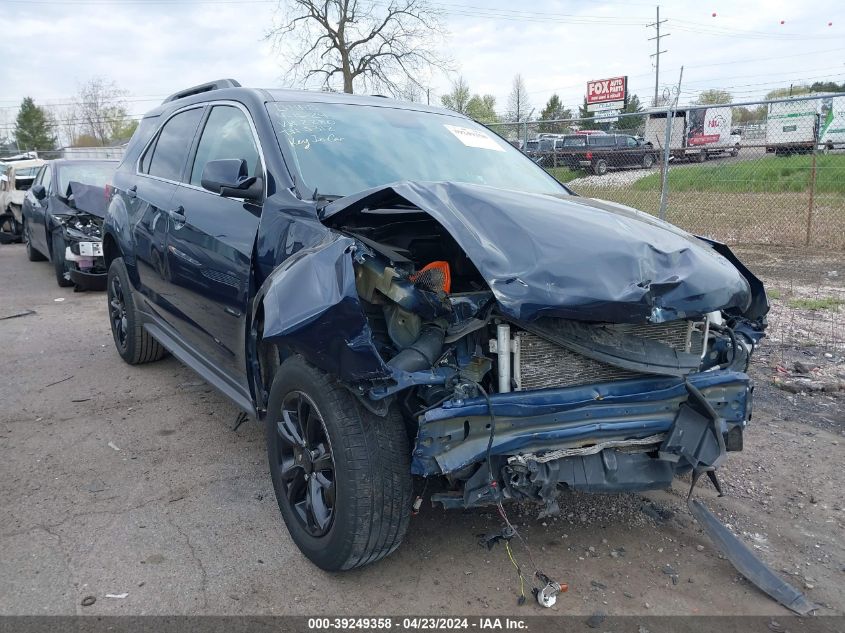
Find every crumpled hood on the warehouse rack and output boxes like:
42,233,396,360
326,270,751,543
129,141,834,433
66,181,108,218
322,181,755,324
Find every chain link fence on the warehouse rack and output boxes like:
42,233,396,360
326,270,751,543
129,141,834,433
488,94,845,251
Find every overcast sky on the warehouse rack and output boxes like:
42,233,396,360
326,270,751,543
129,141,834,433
1,0,843,132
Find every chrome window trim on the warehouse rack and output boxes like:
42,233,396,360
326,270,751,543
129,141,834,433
134,100,267,202
134,103,205,186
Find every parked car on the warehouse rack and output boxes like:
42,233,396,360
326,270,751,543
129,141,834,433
21,159,117,289
556,133,658,174
0,157,45,243
104,80,767,572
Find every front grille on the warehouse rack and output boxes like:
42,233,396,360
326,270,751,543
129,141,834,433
515,320,701,391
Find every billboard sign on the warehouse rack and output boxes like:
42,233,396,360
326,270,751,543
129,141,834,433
586,76,627,109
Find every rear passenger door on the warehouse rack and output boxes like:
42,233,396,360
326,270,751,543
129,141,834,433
164,103,263,391
129,106,205,316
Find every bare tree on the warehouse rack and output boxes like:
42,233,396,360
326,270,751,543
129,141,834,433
506,73,531,123
268,0,450,95
68,78,136,146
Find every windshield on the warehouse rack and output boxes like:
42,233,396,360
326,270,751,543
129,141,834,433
267,102,566,198
15,166,41,179
57,162,115,194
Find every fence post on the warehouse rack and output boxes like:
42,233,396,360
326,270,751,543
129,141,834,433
806,149,817,247
658,66,683,221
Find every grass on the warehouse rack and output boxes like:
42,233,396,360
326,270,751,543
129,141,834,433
631,154,845,195
768,288,782,300
786,297,843,310
545,166,584,183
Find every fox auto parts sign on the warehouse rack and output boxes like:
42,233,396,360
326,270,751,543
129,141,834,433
586,76,627,112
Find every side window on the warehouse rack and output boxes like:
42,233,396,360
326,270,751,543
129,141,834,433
190,105,261,186
144,107,204,181
626,136,638,147
41,166,52,193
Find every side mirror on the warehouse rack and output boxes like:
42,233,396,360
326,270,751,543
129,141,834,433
32,184,46,200
200,159,262,201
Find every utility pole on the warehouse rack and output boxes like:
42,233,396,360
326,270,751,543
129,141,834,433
647,5,669,107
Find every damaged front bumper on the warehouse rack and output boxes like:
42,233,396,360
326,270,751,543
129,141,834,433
416,370,750,509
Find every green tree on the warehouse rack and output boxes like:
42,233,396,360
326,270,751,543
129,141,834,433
538,94,572,133
14,97,56,151
616,93,644,131
766,85,811,100
694,89,732,105
808,81,845,93
466,94,497,123
441,76,471,114
577,97,598,130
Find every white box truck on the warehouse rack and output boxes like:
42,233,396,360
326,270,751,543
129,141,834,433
820,95,845,150
644,107,737,162
765,99,820,154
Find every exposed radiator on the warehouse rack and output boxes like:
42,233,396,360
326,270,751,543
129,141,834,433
514,320,702,391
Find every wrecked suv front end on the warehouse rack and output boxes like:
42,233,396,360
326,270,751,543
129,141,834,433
259,177,767,517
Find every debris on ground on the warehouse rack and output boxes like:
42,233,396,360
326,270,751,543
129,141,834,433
107,441,120,451
80,595,96,607
0,309,36,321
105,592,128,599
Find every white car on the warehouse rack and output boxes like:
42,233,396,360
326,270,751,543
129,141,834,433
0,157,45,243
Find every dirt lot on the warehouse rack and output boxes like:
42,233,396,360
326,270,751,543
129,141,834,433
1,242,843,617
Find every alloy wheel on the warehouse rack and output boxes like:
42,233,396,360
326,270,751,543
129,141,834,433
276,391,336,537
109,275,128,350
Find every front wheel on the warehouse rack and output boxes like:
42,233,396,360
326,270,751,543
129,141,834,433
51,229,73,287
107,257,168,364
642,153,655,168
266,356,412,571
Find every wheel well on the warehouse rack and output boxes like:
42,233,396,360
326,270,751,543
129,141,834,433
103,233,119,269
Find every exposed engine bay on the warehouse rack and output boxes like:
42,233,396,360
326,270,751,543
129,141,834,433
54,212,107,286
255,187,769,518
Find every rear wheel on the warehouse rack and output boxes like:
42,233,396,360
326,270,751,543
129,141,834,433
591,159,608,175
694,151,707,163
24,219,46,262
107,257,167,364
266,356,412,571
51,229,73,287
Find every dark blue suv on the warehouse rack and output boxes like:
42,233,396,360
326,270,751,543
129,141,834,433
104,79,768,571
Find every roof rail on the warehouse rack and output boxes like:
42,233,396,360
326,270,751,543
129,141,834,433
163,79,242,104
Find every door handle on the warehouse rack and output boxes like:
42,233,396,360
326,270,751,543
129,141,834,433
167,206,186,223
127,185,137,199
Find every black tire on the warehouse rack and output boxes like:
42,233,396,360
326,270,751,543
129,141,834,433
266,356,412,571
51,229,73,287
107,257,167,364
591,159,608,175
695,151,707,163
731,145,739,157
642,153,655,168
24,219,46,262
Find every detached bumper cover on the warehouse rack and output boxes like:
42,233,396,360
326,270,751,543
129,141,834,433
68,269,107,291
412,370,750,478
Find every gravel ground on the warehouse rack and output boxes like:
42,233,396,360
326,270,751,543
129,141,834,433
567,166,658,188
1,242,843,617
